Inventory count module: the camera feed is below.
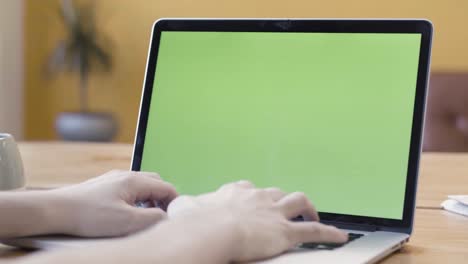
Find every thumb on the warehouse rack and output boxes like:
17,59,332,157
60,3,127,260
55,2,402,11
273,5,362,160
126,207,167,234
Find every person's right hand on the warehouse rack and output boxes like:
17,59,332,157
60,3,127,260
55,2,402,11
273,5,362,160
167,181,348,262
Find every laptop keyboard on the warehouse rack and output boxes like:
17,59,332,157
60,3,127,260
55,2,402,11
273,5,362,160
300,233,364,250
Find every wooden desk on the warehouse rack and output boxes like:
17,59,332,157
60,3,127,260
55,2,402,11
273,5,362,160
418,153,468,208
18,142,132,187
1,142,467,263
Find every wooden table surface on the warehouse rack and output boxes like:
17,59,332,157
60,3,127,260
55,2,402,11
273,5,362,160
1,142,467,263
418,153,468,208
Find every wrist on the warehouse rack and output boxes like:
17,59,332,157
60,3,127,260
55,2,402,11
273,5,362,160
213,208,243,262
173,207,241,260
183,207,242,263
35,189,78,235
127,208,242,264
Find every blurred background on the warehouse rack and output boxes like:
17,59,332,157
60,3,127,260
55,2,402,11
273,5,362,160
0,0,467,151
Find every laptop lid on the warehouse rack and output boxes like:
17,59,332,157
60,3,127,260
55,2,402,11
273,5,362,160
131,19,432,234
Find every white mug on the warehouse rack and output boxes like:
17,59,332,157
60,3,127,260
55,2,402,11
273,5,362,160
0,133,25,190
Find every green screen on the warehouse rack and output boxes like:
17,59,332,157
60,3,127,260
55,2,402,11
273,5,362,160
141,31,421,220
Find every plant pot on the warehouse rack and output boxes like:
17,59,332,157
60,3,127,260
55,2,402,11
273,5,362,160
55,112,118,142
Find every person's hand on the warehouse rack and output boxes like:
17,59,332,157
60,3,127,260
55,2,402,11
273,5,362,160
167,181,347,262
47,170,177,237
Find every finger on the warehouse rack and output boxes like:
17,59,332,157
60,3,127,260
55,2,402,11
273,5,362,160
127,177,178,210
124,207,167,235
234,180,255,188
276,192,319,221
289,222,348,245
264,187,287,201
219,180,255,191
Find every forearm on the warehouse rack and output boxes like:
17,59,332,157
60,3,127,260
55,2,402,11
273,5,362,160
14,211,239,264
0,191,70,238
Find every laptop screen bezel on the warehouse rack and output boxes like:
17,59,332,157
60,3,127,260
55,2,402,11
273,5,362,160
131,19,432,233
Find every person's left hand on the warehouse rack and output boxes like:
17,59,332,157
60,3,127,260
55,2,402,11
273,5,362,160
46,170,178,237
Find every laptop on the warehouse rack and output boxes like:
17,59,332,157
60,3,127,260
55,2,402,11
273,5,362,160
3,19,432,263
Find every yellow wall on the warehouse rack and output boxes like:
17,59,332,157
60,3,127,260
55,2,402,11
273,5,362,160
25,0,468,142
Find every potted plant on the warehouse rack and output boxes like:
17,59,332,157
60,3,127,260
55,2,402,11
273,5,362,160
47,0,117,142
